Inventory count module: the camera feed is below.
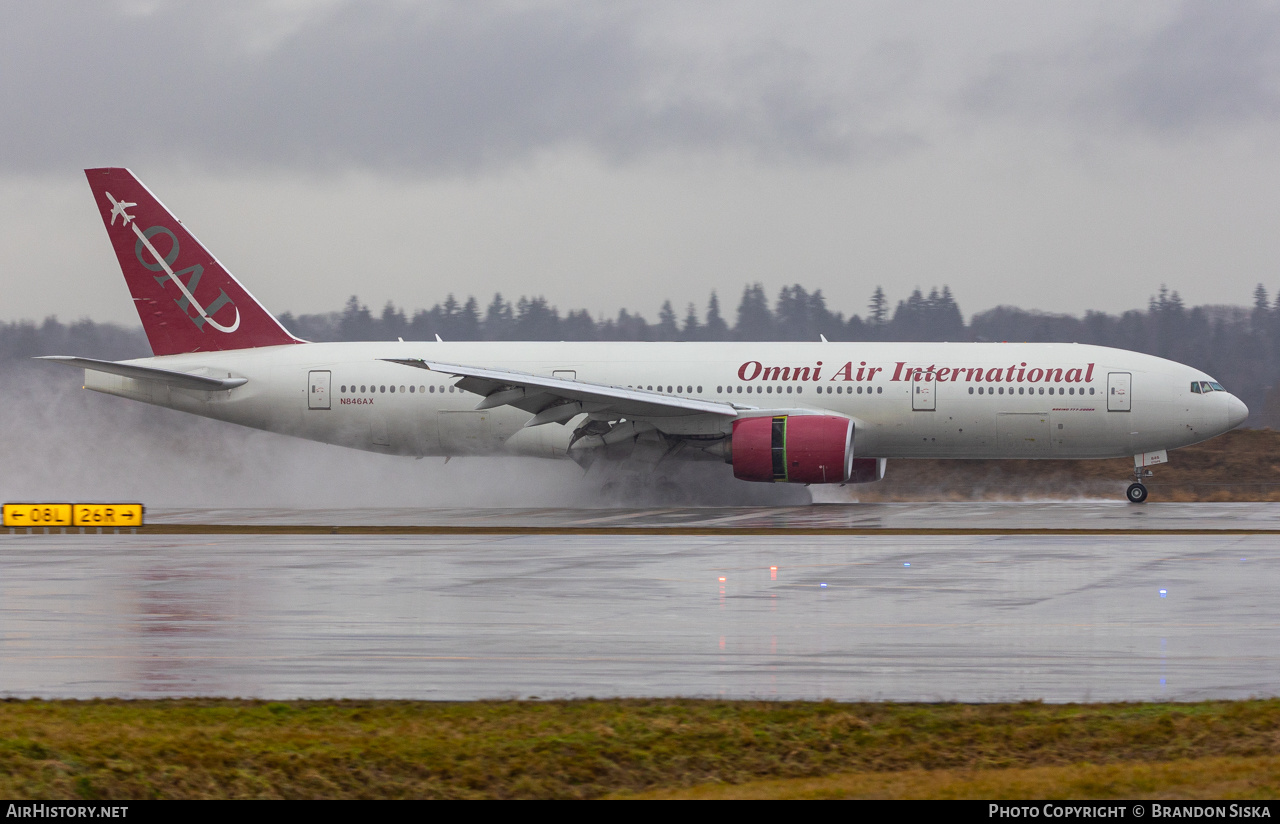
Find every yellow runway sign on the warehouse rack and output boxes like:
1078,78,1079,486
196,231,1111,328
3,504,73,527
73,504,144,527
3,503,144,528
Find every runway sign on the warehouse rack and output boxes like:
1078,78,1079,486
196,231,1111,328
4,503,73,527
2,503,144,528
72,504,144,527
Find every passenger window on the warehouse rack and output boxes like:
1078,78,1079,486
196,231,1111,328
876,387,882,394
697,386,703,393
787,386,793,394
429,386,435,393
390,385,395,393
1089,388,1094,395
736,386,742,393
360,385,366,393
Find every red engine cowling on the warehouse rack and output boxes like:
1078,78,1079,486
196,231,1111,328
731,415,857,484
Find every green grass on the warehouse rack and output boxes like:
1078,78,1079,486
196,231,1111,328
2,698,1279,799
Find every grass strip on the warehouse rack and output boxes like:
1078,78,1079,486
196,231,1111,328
1,698,1279,799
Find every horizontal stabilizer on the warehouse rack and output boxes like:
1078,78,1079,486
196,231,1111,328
37,356,248,391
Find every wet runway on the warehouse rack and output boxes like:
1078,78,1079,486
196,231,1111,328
2,520,1278,702
144,502,1280,532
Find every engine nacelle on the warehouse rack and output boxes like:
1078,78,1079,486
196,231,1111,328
731,414,863,484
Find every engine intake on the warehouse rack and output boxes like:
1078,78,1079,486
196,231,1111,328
731,414,867,484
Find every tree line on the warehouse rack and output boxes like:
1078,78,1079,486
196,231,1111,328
4,283,1279,426
278,285,967,344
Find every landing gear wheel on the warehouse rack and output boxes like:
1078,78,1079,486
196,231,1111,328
1126,482,1149,504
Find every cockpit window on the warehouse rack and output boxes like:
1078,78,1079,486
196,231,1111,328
1191,382,1202,394
1210,382,1226,392
1200,381,1214,393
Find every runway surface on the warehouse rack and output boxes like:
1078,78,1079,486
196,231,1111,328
126,501,1280,532
2,521,1277,702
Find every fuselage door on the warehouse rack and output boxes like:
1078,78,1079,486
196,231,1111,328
308,370,331,410
912,373,936,411
1107,372,1131,412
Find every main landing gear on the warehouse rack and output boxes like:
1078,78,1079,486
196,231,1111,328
1126,467,1154,504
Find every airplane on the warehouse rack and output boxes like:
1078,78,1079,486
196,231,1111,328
41,168,1249,504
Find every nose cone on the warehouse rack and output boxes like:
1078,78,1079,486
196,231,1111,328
1227,395,1249,429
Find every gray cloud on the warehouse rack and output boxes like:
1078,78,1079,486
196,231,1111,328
0,0,909,175
965,0,1280,137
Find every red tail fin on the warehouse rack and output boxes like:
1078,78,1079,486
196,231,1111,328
85,168,302,355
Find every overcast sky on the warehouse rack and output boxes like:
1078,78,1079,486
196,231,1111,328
5,0,1280,328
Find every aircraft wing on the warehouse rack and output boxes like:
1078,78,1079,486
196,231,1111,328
382,358,741,426
37,356,248,391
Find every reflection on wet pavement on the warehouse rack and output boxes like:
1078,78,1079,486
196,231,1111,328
2,530,1277,701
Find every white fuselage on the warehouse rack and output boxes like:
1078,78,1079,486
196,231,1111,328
82,341,1246,462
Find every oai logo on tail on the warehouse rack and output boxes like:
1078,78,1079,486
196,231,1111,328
104,191,241,333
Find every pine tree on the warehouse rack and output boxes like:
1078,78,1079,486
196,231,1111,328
458,296,481,339
868,286,887,326
703,291,729,340
338,295,374,341
682,303,700,341
734,284,773,340
656,300,679,341
484,293,514,340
